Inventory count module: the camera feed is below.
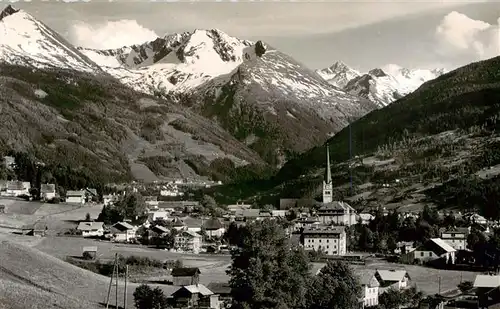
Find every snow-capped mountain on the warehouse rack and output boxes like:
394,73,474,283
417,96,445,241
318,62,446,107
0,5,102,73
0,5,377,166
315,61,361,89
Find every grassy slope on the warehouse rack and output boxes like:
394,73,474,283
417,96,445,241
0,64,267,183
215,56,500,211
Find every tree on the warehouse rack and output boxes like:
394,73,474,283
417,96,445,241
467,228,487,250
200,194,218,216
228,219,310,309
306,260,361,309
133,284,169,309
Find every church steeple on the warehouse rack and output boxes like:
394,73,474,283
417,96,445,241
324,144,332,184
323,144,333,203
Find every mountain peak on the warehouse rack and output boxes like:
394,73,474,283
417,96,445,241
368,68,387,77
0,5,20,21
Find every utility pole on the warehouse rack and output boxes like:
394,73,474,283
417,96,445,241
115,259,119,309
105,253,118,309
124,265,128,309
438,275,441,295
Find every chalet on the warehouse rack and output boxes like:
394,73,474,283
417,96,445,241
302,226,347,256
6,181,30,197
65,190,85,204
375,270,411,293
171,267,201,286
40,184,56,201
169,284,219,309
84,188,98,203
149,225,169,238
171,217,187,231
110,222,137,242
440,227,469,250
404,238,457,265
207,282,231,307
77,222,104,237
358,271,380,308
174,230,202,254
203,218,225,238
474,275,500,308
316,201,357,226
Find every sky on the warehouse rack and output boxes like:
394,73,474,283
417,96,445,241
8,0,500,72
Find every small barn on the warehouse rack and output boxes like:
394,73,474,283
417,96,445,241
169,284,219,309
171,267,201,286
82,246,98,260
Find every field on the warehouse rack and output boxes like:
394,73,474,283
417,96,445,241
0,198,103,233
0,234,178,309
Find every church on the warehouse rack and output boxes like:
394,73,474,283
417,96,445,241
316,144,357,226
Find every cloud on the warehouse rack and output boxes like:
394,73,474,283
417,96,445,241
68,20,159,49
435,11,500,61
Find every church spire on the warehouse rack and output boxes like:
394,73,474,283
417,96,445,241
325,143,332,184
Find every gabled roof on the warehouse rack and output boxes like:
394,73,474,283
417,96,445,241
173,284,213,296
203,218,223,230
171,267,201,277
357,270,380,287
171,217,186,227
85,188,98,196
66,190,85,197
77,222,104,231
112,222,135,231
179,230,201,238
303,226,345,235
474,275,500,288
150,225,169,233
429,238,456,253
376,270,409,282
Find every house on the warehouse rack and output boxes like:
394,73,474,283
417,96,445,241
302,226,347,256
171,267,201,286
375,270,411,293
6,181,30,197
293,217,321,232
147,211,169,223
174,230,202,254
207,282,231,308
110,222,137,242
394,242,415,255
359,213,375,225
40,184,56,201
77,222,105,237
203,218,225,238
169,284,219,309
171,217,187,231
474,275,500,292
405,238,457,265
440,227,469,250
317,201,357,226
65,190,85,204
148,225,169,239
227,202,252,212
358,271,380,308
84,188,98,202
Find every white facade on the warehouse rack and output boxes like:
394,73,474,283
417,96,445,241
5,181,31,197
441,230,467,250
111,222,137,242
206,228,225,238
317,201,357,226
66,190,85,204
174,230,202,254
303,227,346,256
362,283,379,307
77,222,104,237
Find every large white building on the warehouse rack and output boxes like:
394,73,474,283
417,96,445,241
441,227,469,250
302,226,347,256
174,230,202,254
317,145,357,226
